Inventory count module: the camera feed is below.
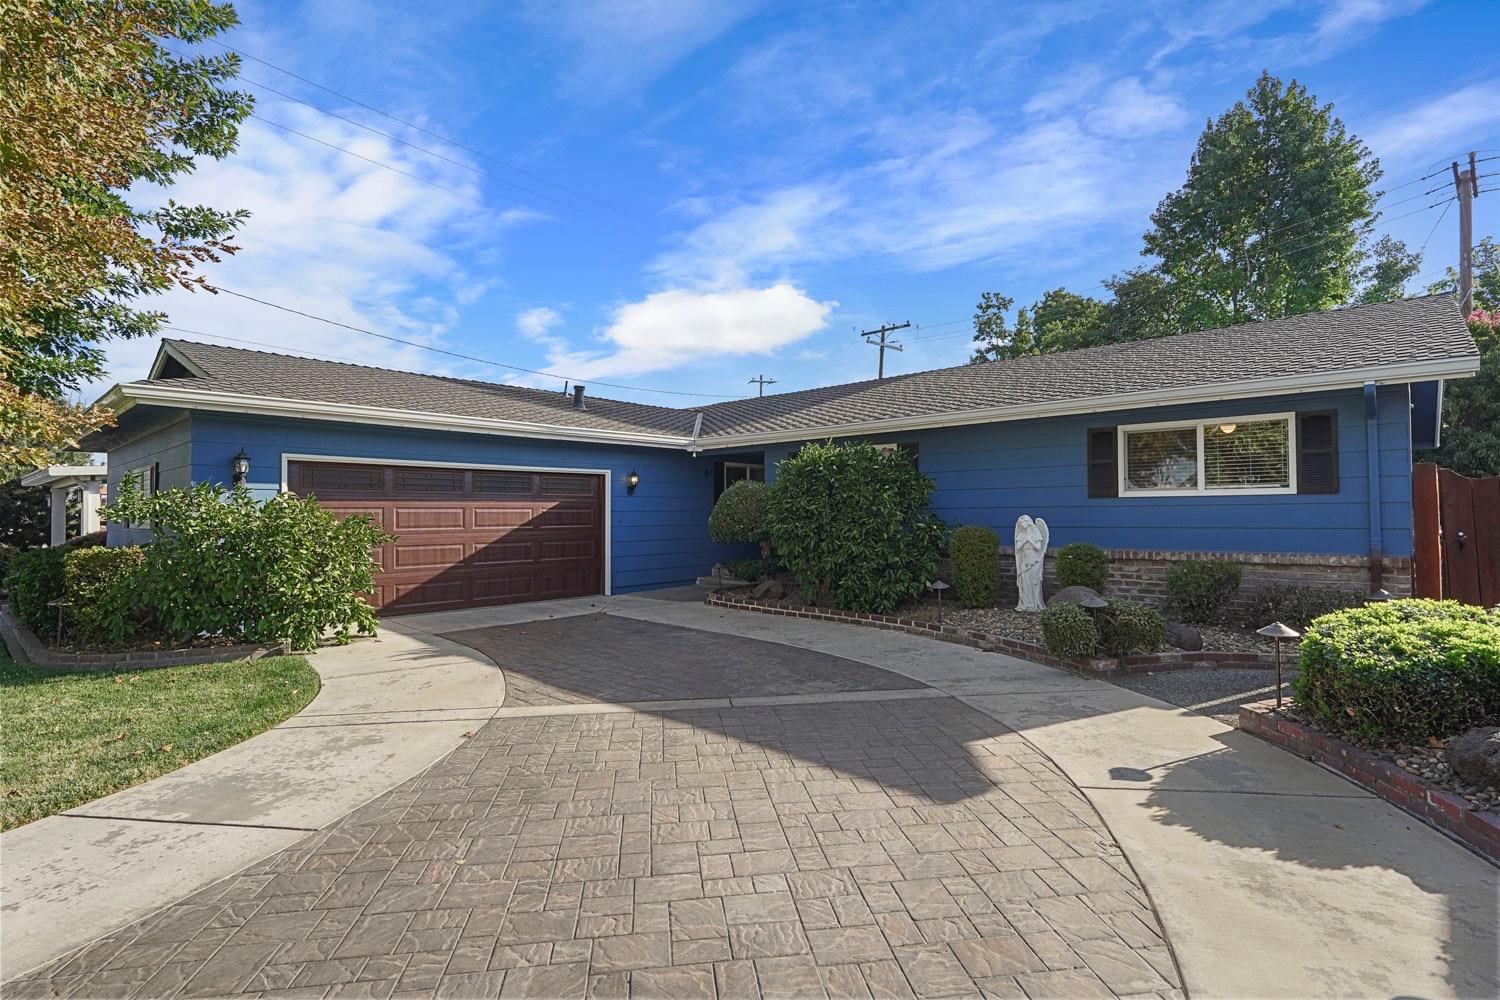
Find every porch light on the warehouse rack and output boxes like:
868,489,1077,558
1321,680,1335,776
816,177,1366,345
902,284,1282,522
625,469,640,495
1256,621,1301,709
231,448,251,486
1217,423,1237,434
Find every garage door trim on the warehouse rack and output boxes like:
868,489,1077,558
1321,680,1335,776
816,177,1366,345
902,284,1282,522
280,452,612,597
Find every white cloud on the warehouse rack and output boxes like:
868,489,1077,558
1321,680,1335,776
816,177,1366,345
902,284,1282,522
1362,80,1500,163
516,306,563,338
544,284,834,379
94,99,535,397
1084,78,1190,138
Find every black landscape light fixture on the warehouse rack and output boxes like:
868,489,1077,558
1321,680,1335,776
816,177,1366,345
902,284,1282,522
625,469,641,495
231,448,251,486
1256,621,1301,709
928,579,950,624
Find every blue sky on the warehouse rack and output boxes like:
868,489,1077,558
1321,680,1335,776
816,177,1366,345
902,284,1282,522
102,0,1500,406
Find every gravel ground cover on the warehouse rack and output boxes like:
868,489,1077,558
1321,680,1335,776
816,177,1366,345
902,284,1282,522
1109,668,1292,728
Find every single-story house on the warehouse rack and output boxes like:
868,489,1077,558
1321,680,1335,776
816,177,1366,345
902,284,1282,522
83,294,1479,615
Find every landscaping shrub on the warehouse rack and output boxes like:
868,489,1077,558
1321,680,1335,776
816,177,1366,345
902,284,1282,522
108,482,391,650
764,441,945,614
723,556,776,582
1041,602,1099,659
1292,599,1500,744
0,543,16,589
1242,582,1366,631
63,546,148,645
1098,600,1166,657
949,525,999,608
1055,542,1109,592
4,547,65,635
708,480,768,550
1165,559,1243,622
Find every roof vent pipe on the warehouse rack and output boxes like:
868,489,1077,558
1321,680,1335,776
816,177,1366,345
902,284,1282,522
573,385,586,410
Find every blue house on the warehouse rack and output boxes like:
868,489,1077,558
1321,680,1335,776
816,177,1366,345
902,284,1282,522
84,294,1479,614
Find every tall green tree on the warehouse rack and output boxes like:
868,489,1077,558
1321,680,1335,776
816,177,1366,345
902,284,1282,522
970,292,1037,362
1419,238,1499,476
0,0,252,469
1101,268,1187,341
1356,235,1423,305
1144,71,1380,329
1029,288,1110,352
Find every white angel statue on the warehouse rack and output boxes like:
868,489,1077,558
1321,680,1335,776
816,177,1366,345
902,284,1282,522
1014,515,1050,612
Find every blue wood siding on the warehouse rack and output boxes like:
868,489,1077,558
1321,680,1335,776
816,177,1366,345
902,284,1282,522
743,386,1414,558
104,415,193,546
187,414,733,593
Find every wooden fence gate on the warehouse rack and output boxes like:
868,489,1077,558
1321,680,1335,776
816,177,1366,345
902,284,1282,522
1412,463,1500,605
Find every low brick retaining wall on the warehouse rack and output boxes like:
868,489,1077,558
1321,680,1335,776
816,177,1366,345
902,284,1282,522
1239,699,1500,866
705,590,1274,677
0,604,286,671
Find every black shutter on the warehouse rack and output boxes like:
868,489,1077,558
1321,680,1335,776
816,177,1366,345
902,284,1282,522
1087,427,1118,498
1297,410,1339,494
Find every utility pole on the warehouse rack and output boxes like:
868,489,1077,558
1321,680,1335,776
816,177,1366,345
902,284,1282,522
748,373,777,397
1452,152,1480,314
862,321,910,379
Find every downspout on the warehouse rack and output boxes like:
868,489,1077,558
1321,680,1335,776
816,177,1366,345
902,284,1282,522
1363,382,1384,594
688,412,704,455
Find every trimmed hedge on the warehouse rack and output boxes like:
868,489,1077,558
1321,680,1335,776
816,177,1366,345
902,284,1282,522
63,546,148,645
1292,599,1500,743
1055,543,1109,592
1042,601,1098,658
1098,600,1166,656
4,547,65,635
1242,582,1366,631
1165,559,1242,623
708,480,767,546
723,556,776,582
949,525,999,608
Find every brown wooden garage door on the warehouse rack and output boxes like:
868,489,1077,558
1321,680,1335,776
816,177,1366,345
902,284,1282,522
287,460,604,615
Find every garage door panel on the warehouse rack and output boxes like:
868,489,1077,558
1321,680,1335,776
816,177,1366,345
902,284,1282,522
289,460,603,615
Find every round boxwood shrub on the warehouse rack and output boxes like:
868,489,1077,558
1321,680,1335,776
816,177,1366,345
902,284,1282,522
708,480,767,547
1041,601,1099,659
1055,542,1109,592
1292,599,1500,744
949,525,999,608
1165,558,1243,623
1098,600,1166,657
4,546,65,635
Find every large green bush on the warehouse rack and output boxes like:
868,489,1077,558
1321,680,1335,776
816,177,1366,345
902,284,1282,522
1041,602,1099,659
708,480,767,547
4,547,65,634
723,556,776,582
949,525,999,608
1165,559,1243,622
764,441,944,614
108,482,390,650
63,546,147,645
1292,599,1500,743
1055,542,1109,592
1098,599,1166,657
1242,582,1365,631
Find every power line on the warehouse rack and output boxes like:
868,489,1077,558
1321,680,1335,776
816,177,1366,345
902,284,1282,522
202,287,737,399
1416,200,1453,257
210,39,658,229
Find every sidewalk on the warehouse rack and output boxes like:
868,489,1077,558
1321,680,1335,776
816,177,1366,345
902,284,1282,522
0,624,505,980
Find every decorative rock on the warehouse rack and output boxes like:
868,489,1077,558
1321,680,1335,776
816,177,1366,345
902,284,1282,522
1447,726,1500,788
752,579,785,600
1165,622,1203,651
1047,586,1102,608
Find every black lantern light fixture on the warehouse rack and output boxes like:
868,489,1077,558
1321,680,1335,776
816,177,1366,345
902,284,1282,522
625,469,640,495
1256,621,1301,709
231,448,251,486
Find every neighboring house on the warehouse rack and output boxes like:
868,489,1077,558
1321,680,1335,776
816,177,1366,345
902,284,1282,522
82,294,1480,615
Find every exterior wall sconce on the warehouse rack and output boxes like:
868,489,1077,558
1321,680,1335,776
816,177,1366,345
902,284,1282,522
625,470,640,495
231,448,251,486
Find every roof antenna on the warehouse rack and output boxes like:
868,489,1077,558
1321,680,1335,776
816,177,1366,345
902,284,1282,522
561,381,569,396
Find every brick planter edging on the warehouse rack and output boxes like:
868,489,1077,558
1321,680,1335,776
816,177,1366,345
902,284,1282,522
704,590,1274,677
0,603,287,671
1239,699,1500,866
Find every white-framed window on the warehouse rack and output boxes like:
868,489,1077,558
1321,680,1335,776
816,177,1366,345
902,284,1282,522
1118,412,1296,496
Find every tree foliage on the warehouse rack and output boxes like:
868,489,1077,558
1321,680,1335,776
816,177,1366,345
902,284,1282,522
1419,238,1499,476
0,0,252,469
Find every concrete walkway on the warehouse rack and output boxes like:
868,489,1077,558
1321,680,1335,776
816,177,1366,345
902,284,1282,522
0,624,505,980
600,596,1499,1000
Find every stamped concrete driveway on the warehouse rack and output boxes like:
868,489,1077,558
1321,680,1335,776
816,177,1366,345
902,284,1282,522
7,600,1180,1000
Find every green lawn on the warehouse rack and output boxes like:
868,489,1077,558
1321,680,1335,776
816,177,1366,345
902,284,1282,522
0,644,320,830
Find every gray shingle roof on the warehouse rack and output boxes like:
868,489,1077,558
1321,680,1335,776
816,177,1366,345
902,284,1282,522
135,294,1476,446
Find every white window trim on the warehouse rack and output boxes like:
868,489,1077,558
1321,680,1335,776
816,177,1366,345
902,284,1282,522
1117,411,1298,497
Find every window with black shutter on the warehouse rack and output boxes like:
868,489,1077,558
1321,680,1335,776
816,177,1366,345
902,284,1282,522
1296,410,1339,494
1087,427,1118,497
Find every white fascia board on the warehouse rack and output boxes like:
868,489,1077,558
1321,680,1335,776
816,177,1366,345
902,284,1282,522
106,383,696,450
696,356,1484,450
18,465,108,487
